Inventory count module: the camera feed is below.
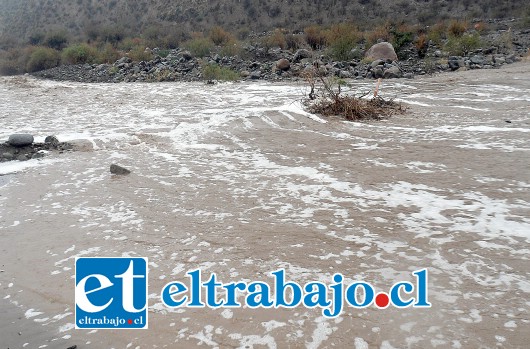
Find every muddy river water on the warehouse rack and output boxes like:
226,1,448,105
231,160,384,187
0,63,529,348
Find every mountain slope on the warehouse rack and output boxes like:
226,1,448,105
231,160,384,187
0,0,527,45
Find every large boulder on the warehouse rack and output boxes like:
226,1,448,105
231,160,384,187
365,42,398,62
7,134,34,147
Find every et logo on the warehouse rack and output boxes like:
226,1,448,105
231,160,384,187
75,257,148,329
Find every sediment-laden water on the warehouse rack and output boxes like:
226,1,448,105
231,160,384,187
0,64,529,348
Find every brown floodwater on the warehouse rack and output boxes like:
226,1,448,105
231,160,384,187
0,63,529,348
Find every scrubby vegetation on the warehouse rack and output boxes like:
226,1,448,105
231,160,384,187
184,36,214,58
0,11,528,77
26,47,61,72
202,63,239,81
61,43,99,64
445,32,482,56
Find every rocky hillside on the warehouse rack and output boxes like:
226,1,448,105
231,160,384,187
1,0,528,45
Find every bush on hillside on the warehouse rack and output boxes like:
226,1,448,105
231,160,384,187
28,33,45,46
210,26,233,46
26,46,60,72
219,40,243,57
445,32,481,56
97,43,121,63
61,43,99,64
391,25,414,54
262,29,287,49
326,23,361,61
448,20,467,38
427,21,447,45
44,31,68,50
364,23,392,48
184,37,214,57
127,45,153,62
304,25,326,49
202,63,239,81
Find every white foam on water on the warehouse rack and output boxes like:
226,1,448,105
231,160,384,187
354,337,369,349
25,309,44,319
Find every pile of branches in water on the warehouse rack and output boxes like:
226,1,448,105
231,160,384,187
302,68,404,121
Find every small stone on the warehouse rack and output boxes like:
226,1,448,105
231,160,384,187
293,49,312,62
372,66,384,79
68,139,93,152
338,70,352,78
383,65,402,79
110,164,131,175
470,55,484,65
7,134,34,147
370,59,384,69
44,135,60,147
505,120,512,123
181,51,193,60
1,152,14,160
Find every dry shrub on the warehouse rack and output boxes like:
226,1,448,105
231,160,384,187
448,20,468,37
325,23,362,61
210,26,234,46
365,23,392,48
414,34,428,57
127,45,154,62
26,46,61,72
97,43,121,63
263,29,287,49
184,36,213,57
304,25,326,49
219,39,243,57
285,33,304,50
61,43,99,64
302,69,404,121
427,21,447,44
